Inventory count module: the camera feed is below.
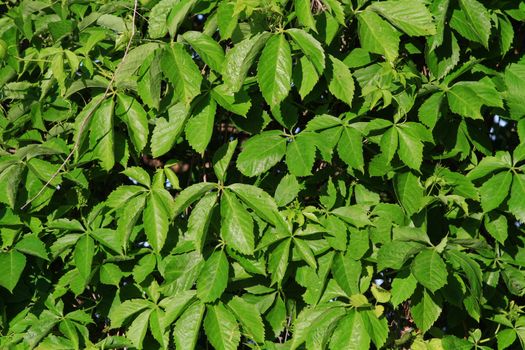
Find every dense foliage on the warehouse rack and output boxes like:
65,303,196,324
1,0,525,348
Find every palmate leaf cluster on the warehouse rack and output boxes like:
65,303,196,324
1,0,525,349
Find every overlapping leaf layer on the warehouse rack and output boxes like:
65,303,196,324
1,0,525,349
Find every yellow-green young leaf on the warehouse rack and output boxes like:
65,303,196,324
286,28,325,74
74,235,95,282
329,310,370,350
185,95,216,154
196,250,229,302
89,98,115,171
220,190,254,255
257,34,292,107
326,55,354,106
369,0,436,36
236,131,287,177
116,94,149,153
450,0,491,48
217,1,238,40
161,43,202,105
183,31,225,72
51,53,66,95
479,171,512,213
204,303,241,350
357,10,400,62
143,190,171,252
411,249,448,292
228,296,265,344
410,288,443,333
223,32,270,92
0,250,26,292
509,174,525,222
173,301,205,350
294,0,316,30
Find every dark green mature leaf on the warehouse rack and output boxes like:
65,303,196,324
258,34,292,107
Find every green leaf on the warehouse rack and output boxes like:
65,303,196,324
161,43,202,105
329,310,370,350
183,31,225,73
217,2,238,40
484,212,508,244
122,167,151,188
508,174,525,222
89,98,115,171
185,95,216,154
337,126,364,171
213,139,238,182
294,0,316,30
286,28,325,74
173,182,217,217
357,10,400,62
74,235,95,282
143,190,171,252
197,250,229,303
186,192,218,253
360,310,388,348
275,174,301,207
173,301,205,350
410,288,443,333
228,296,265,344
151,103,190,158
479,171,512,213
369,0,436,36
504,63,525,119
228,183,284,227
0,250,26,292
450,0,492,48
268,238,291,286
0,162,24,208
223,32,270,92
211,84,252,116
109,299,152,329
332,253,362,296
220,190,255,255
167,0,197,37
411,249,448,292
100,263,123,286
293,56,319,99
377,241,425,271
236,131,286,177
326,55,355,106
447,79,503,119
257,34,292,107
128,309,152,349
396,124,424,170
116,94,149,153
15,235,48,260
394,171,425,216
379,126,398,162
204,303,241,350
286,134,316,177
390,271,418,307
149,0,178,38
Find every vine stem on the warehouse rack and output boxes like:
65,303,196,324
20,0,139,210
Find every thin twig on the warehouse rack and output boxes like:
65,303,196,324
20,0,139,210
